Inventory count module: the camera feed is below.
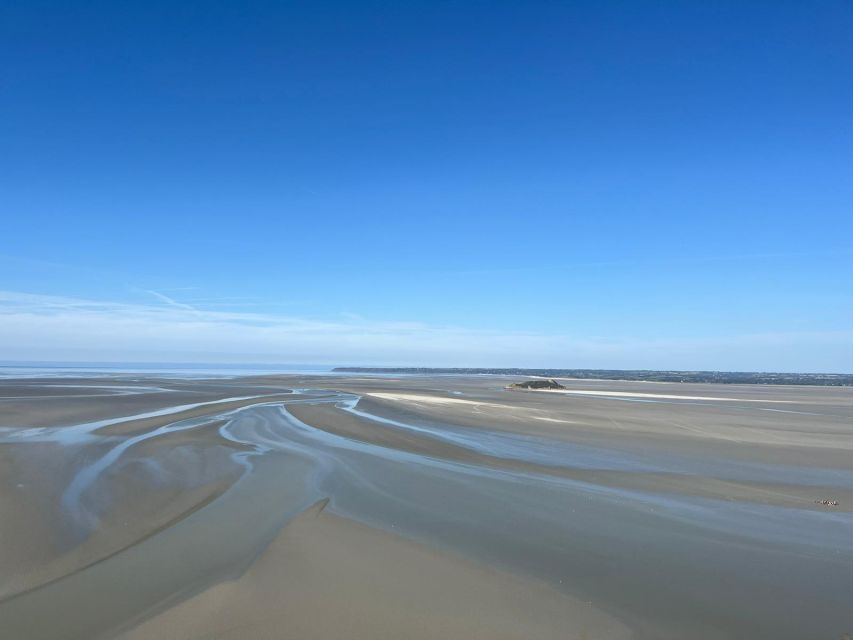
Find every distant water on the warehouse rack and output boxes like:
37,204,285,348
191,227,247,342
0,362,335,379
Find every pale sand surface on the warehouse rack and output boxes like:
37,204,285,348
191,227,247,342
0,373,851,639
118,501,631,640
538,389,795,402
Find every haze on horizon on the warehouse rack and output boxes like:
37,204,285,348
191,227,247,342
2,1,851,372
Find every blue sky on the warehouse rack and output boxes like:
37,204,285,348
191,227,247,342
1,1,852,370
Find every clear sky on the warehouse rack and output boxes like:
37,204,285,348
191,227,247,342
1,1,852,371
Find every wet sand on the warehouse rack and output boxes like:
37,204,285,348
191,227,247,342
117,500,630,640
1,373,852,639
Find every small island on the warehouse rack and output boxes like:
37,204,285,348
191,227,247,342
506,379,566,390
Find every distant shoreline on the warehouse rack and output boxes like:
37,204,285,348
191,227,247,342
332,367,853,386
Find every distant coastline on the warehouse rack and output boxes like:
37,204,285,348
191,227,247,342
332,367,853,386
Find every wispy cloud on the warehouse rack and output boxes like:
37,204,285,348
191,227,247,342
0,289,557,364
0,290,850,371
138,289,201,315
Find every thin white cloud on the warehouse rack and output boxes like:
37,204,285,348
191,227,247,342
138,289,201,315
0,290,850,371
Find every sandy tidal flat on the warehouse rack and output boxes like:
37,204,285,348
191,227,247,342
0,373,852,639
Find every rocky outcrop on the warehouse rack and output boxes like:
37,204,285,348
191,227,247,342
507,379,566,390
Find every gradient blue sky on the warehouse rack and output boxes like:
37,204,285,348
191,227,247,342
2,1,852,370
